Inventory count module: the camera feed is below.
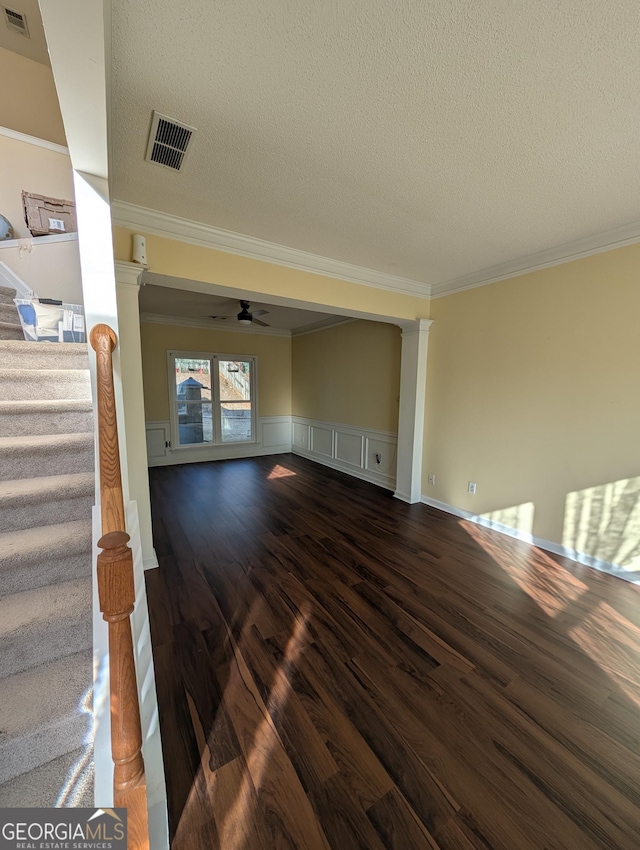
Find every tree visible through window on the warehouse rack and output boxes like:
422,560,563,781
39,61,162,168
169,352,256,446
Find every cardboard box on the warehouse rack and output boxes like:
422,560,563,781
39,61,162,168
22,191,77,237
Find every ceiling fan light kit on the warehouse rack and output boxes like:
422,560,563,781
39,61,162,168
237,301,253,324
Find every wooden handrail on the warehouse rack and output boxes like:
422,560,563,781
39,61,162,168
90,324,150,850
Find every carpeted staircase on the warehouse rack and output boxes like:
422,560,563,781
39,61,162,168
0,287,96,806
0,285,24,340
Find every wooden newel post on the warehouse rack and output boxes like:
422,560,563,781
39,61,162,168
97,531,145,797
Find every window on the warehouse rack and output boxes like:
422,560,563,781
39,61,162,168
168,351,256,447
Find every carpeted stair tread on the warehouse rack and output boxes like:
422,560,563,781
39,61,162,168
0,577,92,678
0,432,94,480
0,368,91,401
0,320,23,340
0,519,92,595
0,302,19,322
0,745,94,807
0,285,16,299
0,398,93,437
0,471,94,532
0,518,92,564
0,470,94,504
0,340,89,371
0,650,93,784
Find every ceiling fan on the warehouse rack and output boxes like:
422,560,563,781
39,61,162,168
210,300,270,327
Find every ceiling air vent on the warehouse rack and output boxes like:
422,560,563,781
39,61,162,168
145,111,196,171
3,6,29,37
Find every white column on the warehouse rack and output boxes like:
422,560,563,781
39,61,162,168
114,261,157,568
395,318,433,503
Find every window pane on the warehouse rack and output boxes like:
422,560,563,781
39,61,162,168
219,360,251,401
221,403,252,442
174,358,211,402
179,401,213,444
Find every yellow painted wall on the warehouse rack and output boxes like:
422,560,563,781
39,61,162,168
140,321,292,422
292,320,401,432
0,48,66,145
423,243,640,565
113,227,431,322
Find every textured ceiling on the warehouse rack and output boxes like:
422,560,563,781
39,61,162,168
110,1,640,287
139,282,340,332
0,0,50,64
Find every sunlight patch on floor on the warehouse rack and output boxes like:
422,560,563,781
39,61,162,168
218,607,310,850
267,464,297,480
569,601,640,708
462,519,587,618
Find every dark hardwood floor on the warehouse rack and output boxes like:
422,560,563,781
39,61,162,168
146,453,640,849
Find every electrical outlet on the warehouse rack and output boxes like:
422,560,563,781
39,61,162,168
468,481,477,495
428,473,436,485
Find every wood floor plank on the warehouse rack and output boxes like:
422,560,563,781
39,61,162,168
146,454,640,849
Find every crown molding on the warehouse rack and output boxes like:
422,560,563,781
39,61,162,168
431,219,640,298
140,311,291,337
111,200,431,299
0,125,69,156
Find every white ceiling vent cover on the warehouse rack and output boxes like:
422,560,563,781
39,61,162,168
3,6,29,36
145,111,196,171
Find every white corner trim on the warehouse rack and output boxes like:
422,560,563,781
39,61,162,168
111,200,431,299
431,219,640,298
420,495,639,583
0,125,70,156
139,311,291,337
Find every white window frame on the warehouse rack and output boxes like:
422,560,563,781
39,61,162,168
167,350,258,449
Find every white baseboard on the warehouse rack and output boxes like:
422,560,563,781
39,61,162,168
291,416,397,490
143,549,159,570
420,494,639,584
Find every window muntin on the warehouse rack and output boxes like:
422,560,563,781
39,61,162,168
169,352,256,447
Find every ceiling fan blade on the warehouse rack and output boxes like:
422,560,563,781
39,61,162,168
252,309,269,317
209,314,233,320
253,318,270,327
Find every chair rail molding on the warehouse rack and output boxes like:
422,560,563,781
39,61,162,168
395,318,433,503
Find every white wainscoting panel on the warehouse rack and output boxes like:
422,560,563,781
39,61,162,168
310,425,333,458
145,422,170,461
292,416,397,490
146,416,291,467
365,435,398,479
262,419,291,449
335,430,364,468
292,421,310,451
